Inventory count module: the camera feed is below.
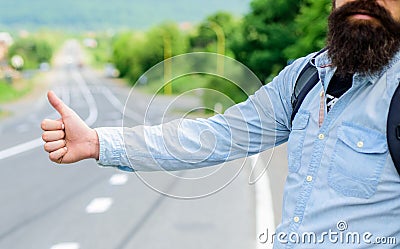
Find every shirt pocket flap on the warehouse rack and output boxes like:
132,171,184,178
337,123,388,154
291,111,310,130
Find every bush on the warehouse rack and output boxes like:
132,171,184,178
202,76,248,112
112,22,189,85
8,37,53,70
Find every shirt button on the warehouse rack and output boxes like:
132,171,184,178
294,216,300,223
357,141,364,148
306,176,313,182
318,134,325,140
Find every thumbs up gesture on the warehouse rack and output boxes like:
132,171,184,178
41,91,99,164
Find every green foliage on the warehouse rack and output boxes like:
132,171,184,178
141,22,189,75
8,37,53,69
202,76,248,112
231,0,302,83
284,0,332,59
0,80,31,103
89,0,333,109
112,32,142,78
190,11,241,57
112,22,189,84
34,30,69,52
141,74,210,96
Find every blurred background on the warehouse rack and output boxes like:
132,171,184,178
0,0,330,249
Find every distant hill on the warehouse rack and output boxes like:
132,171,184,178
0,0,251,31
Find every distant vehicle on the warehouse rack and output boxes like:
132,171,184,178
83,38,98,48
65,56,74,65
40,62,51,71
104,63,119,78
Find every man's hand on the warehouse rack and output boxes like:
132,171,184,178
41,91,100,164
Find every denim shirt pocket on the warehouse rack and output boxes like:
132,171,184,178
328,122,388,199
287,111,310,173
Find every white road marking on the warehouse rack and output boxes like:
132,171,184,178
100,86,144,123
250,154,275,249
0,137,43,160
72,71,98,126
109,174,128,185
85,198,113,214
50,242,80,249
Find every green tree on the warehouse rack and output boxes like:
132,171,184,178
190,11,241,57
140,22,189,76
8,37,53,70
284,0,332,59
112,31,145,79
112,22,189,84
232,0,301,82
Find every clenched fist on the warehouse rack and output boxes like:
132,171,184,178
41,91,100,164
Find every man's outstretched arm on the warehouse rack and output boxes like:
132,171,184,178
41,55,310,170
42,84,290,171
41,91,100,163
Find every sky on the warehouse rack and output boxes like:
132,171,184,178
0,0,252,31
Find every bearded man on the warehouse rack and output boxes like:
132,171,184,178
41,0,400,248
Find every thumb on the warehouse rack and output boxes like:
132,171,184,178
47,90,71,117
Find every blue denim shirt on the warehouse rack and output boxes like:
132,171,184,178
95,50,400,248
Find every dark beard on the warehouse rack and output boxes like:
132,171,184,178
327,0,400,76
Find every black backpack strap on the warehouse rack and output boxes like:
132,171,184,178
291,48,327,123
387,83,400,175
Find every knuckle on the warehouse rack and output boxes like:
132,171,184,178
58,130,65,138
44,143,54,152
49,153,57,162
40,120,47,130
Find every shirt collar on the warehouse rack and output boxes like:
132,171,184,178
313,49,400,85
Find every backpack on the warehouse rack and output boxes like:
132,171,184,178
290,49,400,175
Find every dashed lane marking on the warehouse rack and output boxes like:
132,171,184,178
50,242,80,249
250,154,275,249
85,198,113,214
109,174,128,185
0,138,43,161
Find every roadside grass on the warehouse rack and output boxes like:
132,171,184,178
0,75,41,118
0,78,32,103
137,74,209,95
136,73,248,113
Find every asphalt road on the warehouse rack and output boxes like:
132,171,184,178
0,40,287,249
